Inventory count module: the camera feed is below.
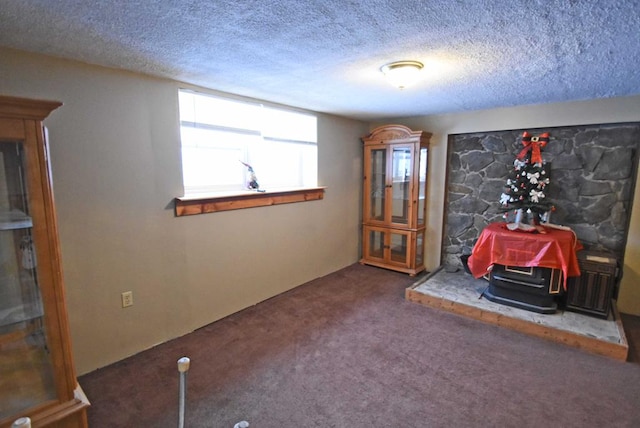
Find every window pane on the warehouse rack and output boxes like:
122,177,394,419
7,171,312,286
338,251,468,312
180,127,255,192
181,126,256,149
261,109,317,142
179,89,317,194
180,91,262,132
249,140,317,189
181,146,245,191
299,144,318,187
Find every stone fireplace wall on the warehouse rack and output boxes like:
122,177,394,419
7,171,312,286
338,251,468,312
443,123,639,269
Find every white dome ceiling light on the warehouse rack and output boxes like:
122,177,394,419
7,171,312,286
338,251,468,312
380,60,424,89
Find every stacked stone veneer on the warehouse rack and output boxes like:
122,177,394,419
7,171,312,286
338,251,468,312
444,123,639,268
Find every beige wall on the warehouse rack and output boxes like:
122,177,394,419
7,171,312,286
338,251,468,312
0,48,367,374
3,47,639,376
376,95,640,315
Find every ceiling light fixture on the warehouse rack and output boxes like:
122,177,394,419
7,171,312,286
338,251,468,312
380,60,424,89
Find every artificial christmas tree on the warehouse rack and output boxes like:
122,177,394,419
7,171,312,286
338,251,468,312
500,131,554,229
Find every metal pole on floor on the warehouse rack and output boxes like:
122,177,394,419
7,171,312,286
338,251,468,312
177,356,191,428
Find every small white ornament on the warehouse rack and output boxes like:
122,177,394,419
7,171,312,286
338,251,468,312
527,172,540,184
530,189,545,203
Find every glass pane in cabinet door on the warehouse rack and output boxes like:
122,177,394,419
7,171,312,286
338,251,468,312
391,146,411,225
369,148,386,221
367,229,385,260
415,231,425,267
389,232,408,265
0,141,56,419
417,147,428,226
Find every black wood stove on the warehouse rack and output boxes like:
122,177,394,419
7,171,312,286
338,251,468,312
483,264,564,314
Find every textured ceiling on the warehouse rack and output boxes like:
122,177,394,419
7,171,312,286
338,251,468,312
1,0,639,120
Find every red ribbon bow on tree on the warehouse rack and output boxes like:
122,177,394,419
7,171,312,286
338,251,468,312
517,131,549,164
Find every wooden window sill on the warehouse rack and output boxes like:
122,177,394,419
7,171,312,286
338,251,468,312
174,187,325,216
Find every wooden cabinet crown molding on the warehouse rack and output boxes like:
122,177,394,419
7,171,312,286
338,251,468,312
363,124,432,145
0,95,62,120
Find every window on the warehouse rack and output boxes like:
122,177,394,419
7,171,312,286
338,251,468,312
179,90,318,195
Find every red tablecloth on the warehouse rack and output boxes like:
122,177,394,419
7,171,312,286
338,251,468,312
467,222,582,288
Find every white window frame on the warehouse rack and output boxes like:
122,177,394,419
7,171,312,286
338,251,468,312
178,89,318,196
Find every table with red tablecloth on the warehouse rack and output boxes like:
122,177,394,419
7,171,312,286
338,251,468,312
467,222,582,288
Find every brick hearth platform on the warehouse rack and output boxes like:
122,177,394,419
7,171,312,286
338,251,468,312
406,267,628,360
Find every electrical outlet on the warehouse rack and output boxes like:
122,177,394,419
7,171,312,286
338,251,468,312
121,291,133,308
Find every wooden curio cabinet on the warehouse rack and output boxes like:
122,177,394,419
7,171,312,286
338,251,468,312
360,125,431,276
0,96,89,427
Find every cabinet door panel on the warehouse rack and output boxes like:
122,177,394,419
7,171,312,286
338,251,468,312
390,145,412,226
1,140,57,419
417,147,428,227
366,147,386,223
389,231,408,266
415,230,425,267
366,228,386,262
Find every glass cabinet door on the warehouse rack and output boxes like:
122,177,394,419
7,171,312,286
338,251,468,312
415,230,425,268
363,226,411,269
417,147,428,227
0,140,56,419
390,145,412,226
365,227,386,262
367,147,386,222
389,230,409,266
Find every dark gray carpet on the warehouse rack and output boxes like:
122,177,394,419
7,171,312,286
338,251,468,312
80,264,640,427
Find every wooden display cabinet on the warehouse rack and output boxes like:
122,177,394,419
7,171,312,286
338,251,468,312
360,125,431,275
0,96,89,427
